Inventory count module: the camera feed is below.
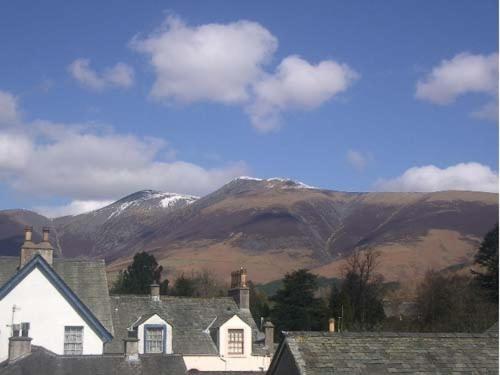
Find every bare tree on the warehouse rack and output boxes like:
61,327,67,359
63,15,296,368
343,248,381,285
338,249,385,329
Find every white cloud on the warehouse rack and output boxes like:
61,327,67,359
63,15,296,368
131,15,277,104
132,16,358,131
0,90,20,125
376,162,498,193
249,56,358,131
1,127,247,200
346,149,370,171
0,132,32,171
0,89,248,206
68,58,134,91
35,199,114,218
416,52,498,121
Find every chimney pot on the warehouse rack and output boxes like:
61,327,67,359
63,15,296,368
328,318,336,333
150,284,160,301
21,322,30,337
24,226,32,242
42,227,50,242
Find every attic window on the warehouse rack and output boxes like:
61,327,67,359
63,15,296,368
145,326,165,353
64,326,83,355
228,329,244,355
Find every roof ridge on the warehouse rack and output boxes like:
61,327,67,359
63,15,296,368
285,331,497,338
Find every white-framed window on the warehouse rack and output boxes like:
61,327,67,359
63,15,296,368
64,326,83,355
145,326,164,353
228,329,244,355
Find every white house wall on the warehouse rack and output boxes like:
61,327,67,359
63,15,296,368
183,355,271,372
218,315,252,357
0,267,104,362
183,315,271,372
137,314,172,354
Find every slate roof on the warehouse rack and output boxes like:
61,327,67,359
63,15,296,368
191,372,265,374
106,295,266,355
0,346,186,375
0,256,114,335
268,331,499,375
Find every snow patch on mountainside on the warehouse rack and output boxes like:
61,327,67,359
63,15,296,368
236,176,263,181
105,190,198,219
234,176,318,189
160,194,198,208
107,201,134,219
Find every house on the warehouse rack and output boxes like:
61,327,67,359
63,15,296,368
267,331,499,375
0,227,274,374
105,270,274,372
0,227,114,361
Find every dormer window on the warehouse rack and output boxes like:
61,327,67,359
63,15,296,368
228,329,244,355
144,325,165,353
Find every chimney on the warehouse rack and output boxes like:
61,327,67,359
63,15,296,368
150,283,160,301
42,227,50,242
24,226,33,242
8,323,32,363
328,318,336,333
228,267,250,310
264,321,274,349
123,331,140,362
20,227,54,268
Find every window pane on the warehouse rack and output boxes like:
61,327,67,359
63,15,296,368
64,326,83,355
228,329,244,355
145,327,164,353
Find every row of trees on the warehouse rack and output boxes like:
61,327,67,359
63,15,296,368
268,249,386,337
258,224,498,336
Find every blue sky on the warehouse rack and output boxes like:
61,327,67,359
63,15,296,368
0,0,498,216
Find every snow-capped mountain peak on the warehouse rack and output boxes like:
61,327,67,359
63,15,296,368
233,176,318,189
81,190,199,220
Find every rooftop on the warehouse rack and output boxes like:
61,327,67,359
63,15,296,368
106,295,266,355
0,346,186,375
270,331,499,375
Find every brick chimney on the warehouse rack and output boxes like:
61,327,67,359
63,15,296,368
20,227,54,268
228,267,250,310
8,323,32,363
264,321,274,349
150,283,160,301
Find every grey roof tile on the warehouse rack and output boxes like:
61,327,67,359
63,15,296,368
0,346,186,375
275,332,499,375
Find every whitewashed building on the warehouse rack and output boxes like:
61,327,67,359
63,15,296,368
0,227,274,374
0,227,113,362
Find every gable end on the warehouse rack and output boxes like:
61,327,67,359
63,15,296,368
0,255,113,342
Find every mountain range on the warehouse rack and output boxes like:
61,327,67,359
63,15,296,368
0,177,497,285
